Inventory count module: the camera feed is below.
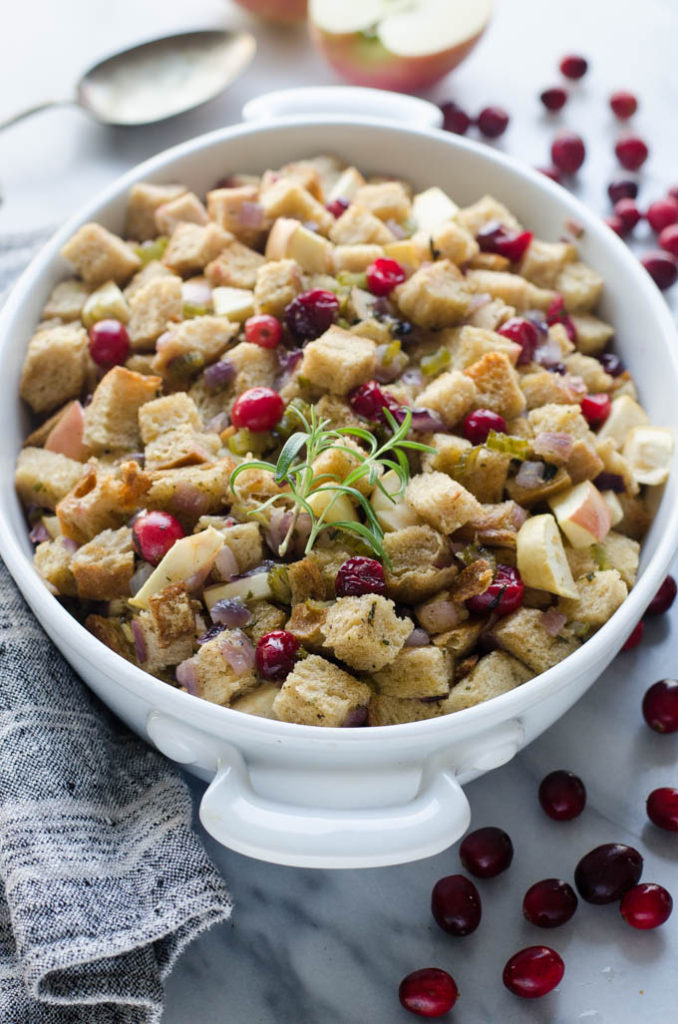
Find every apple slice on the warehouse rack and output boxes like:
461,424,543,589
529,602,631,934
307,488,359,524
412,187,459,235
129,527,224,609
623,426,674,486
212,286,255,322
516,514,578,599
548,481,612,549
371,469,423,532
45,400,91,461
265,218,333,273
309,0,492,93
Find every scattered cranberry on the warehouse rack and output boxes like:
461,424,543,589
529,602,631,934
546,294,577,342
646,575,677,616
647,197,678,234
255,630,299,682
366,257,406,296
477,106,510,138
523,879,578,928
431,874,482,936
326,197,349,219
559,54,588,79
620,883,673,930
642,679,678,733
467,565,524,617
335,556,386,598
244,314,282,349
348,380,401,423
580,393,611,428
459,826,514,878
622,620,645,650
610,90,638,119
88,319,130,368
658,223,678,257
642,251,678,290
613,197,642,233
132,510,185,566
462,408,507,444
608,179,639,204
574,843,643,904
538,770,587,821
551,132,586,174
398,968,458,1018
440,101,471,135
498,317,540,365
476,222,533,262
647,787,678,831
599,351,625,377
231,386,284,432
605,215,626,237
615,135,649,171
283,289,339,342
503,946,564,999
540,87,568,112
537,165,564,183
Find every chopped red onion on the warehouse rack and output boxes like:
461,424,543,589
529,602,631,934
238,201,265,229
206,411,230,433
540,607,568,636
176,658,198,695
375,345,409,384
173,483,209,520
185,563,213,593
408,408,447,432
419,598,461,634
155,329,175,352
385,218,408,240
129,562,154,596
29,522,50,544
210,598,253,628
265,508,312,557
218,630,255,674
405,627,430,647
534,333,563,368
278,348,304,374
467,291,492,313
342,707,368,727
401,367,424,390
131,619,147,664
594,472,626,493
515,461,547,489
214,545,239,581
508,503,529,530
533,431,574,461
564,374,587,398
203,359,236,392
60,537,78,553
182,279,212,308
197,624,226,644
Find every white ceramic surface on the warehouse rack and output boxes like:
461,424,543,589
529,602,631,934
2,105,678,869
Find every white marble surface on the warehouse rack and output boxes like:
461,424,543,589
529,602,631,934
3,0,678,1019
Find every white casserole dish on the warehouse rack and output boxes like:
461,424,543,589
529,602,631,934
2,90,678,869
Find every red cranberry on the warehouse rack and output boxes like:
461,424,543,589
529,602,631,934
538,770,587,821
540,87,568,112
244,314,282,349
608,179,639,204
537,165,564,183
610,90,638,119
647,787,678,831
467,564,524,617
398,968,458,1017
477,106,510,138
615,135,649,171
231,387,284,432
431,874,481,936
599,351,625,377
366,257,406,296
647,197,678,233
642,679,678,733
559,54,588,79
580,393,611,428
605,215,626,237
326,197,349,219
348,380,401,423
646,575,677,616
503,946,564,999
551,132,586,174
523,879,578,928
476,222,533,262
613,197,642,233
462,408,507,444
658,223,678,257
642,251,678,290
440,101,471,135
283,288,339,342
574,843,643,904
498,317,540,365
622,620,644,650
459,826,513,878
335,556,386,598
88,319,130,368
546,294,577,342
255,630,299,681
621,883,673,930
132,510,185,566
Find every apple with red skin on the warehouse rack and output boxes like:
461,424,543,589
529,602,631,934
232,0,307,24
309,0,492,93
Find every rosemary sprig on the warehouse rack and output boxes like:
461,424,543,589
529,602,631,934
229,404,436,563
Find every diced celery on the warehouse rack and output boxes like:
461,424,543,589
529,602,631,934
420,346,451,377
268,564,291,604
485,431,531,460
134,236,168,266
81,281,130,328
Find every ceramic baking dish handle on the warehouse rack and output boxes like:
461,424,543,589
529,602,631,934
199,744,470,869
242,86,443,129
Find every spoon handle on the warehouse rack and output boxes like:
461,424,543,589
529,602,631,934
0,99,75,132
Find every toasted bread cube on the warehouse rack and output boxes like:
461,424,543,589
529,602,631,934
300,326,375,395
273,654,370,727
154,191,208,235
466,297,516,332
189,630,257,705
144,425,219,472
394,260,472,328
368,694,447,726
266,159,325,200
16,447,84,509
85,614,135,662
421,434,472,475
444,651,532,712
147,582,196,646
246,598,287,642
20,323,89,414
134,608,195,672
597,395,650,449
287,558,326,605
519,239,577,289
42,279,91,322
33,537,77,595
521,370,585,409
370,645,452,699
125,182,186,241
61,223,140,286
599,530,640,588
71,526,134,600
354,182,411,223
259,179,333,235
517,514,578,598
564,353,613,393
556,261,604,312
151,316,237,376
163,222,231,276
226,342,278,399
406,472,481,535
205,239,265,290
139,393,202,443
329,204,395,246
493,607,580,673
327,166,366,203
557,569,628,627
332,244,384,273
286,599,330,649
465,351,526,418
623,426,674,486
570,313,614,355
566,439,605,485
456,195,522,236
322,595,412,672
528,403,589,439
123,259,174,301
466,269,555,311
194,520,263,574
383,525,458,603
253,258,303,317
231,683,280,719
145,459,234,526
56,461,149,544
415,371,477,427
206,185,266,247
83,367,160,452
311,436,374,496
126,274,183,349
432,619,484,658
455,448,512,504
468,252,511,272
430,220,479,265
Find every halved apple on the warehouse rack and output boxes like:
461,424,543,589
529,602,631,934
232,0,307,24
309,0,492,93
549,481,612,549
129,527,224,609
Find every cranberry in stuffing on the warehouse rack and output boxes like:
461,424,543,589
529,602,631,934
283,289,340,342
132,511,185,566
231,387,284,432
476,221,533,262
244,314,282,348
467,564,524,617
348,380,401,422
335,557,386,598
366,258,406,296
255,630,299,682
88,319,130,367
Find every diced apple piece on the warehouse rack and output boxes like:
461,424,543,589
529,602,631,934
412,187,458,235
212,286,255,322
623,426,674,486
42,515,61,539
327,167,366,203
265,218,333,273
81,280,130,328
597,395,649,449
45,401,90,461
265,217,300,260
203,571,274,611
383,238,426,271
307,488,358,524
129,526,224,609
517,513,578,598
371,469,424,532
549,481,612,549
601,490,624,527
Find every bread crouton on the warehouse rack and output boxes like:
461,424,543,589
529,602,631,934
16,447,84,510
311,436,374,496
139,393,202,443
528,403,589,439
557,569,628,627
154,191,208,235
260,179,334,235
566,439,605,485
447,325,521,370
570,313,614,355
123,259,174,301
206,185,266,248
264,160,325,200
42,279,91,322
444,651,532,712
314,394,364,432
196,521,263,575
493,607,580,673
555,261,604,312
147,582,196,645
205,239,266,290
456,196,522,236
61,223,141,287
145,458,235,527
85,614,135,662
519,239,576,289
415,371,477,427
383,525,458,603
421,434,472,475
430,220,479,265
150,316,238,377
598,531,640,588
367,694,447,726
231,682,280,719
466,297,516,332
465,351,526,418
432,619,484,658
134,610,196,673
394,260,472,328
329,204,395,245
370,645,452,699
449,560,494,602
300,326,376,396
453,447,511,504
33,537,77,595
273,654,371,727
288,557,328,605
127,275,183,349
466,269,556,311
322,595,412,672
189,629,257,705
71,526,135,600
286,600,329,649
125,182,186,241
614,492,652,541
521,371,586,409
564,353,613,393
20,323,89,414
406,472,481,535
354,182,411,223
332,244,385,273
57,460,149,543
247,601,288,645
83,367,161,452
253,258,303,317
226,342,278,400
162,222,231,277
144,425,220,471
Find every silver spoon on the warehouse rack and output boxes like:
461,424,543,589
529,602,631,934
0,29,256,131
